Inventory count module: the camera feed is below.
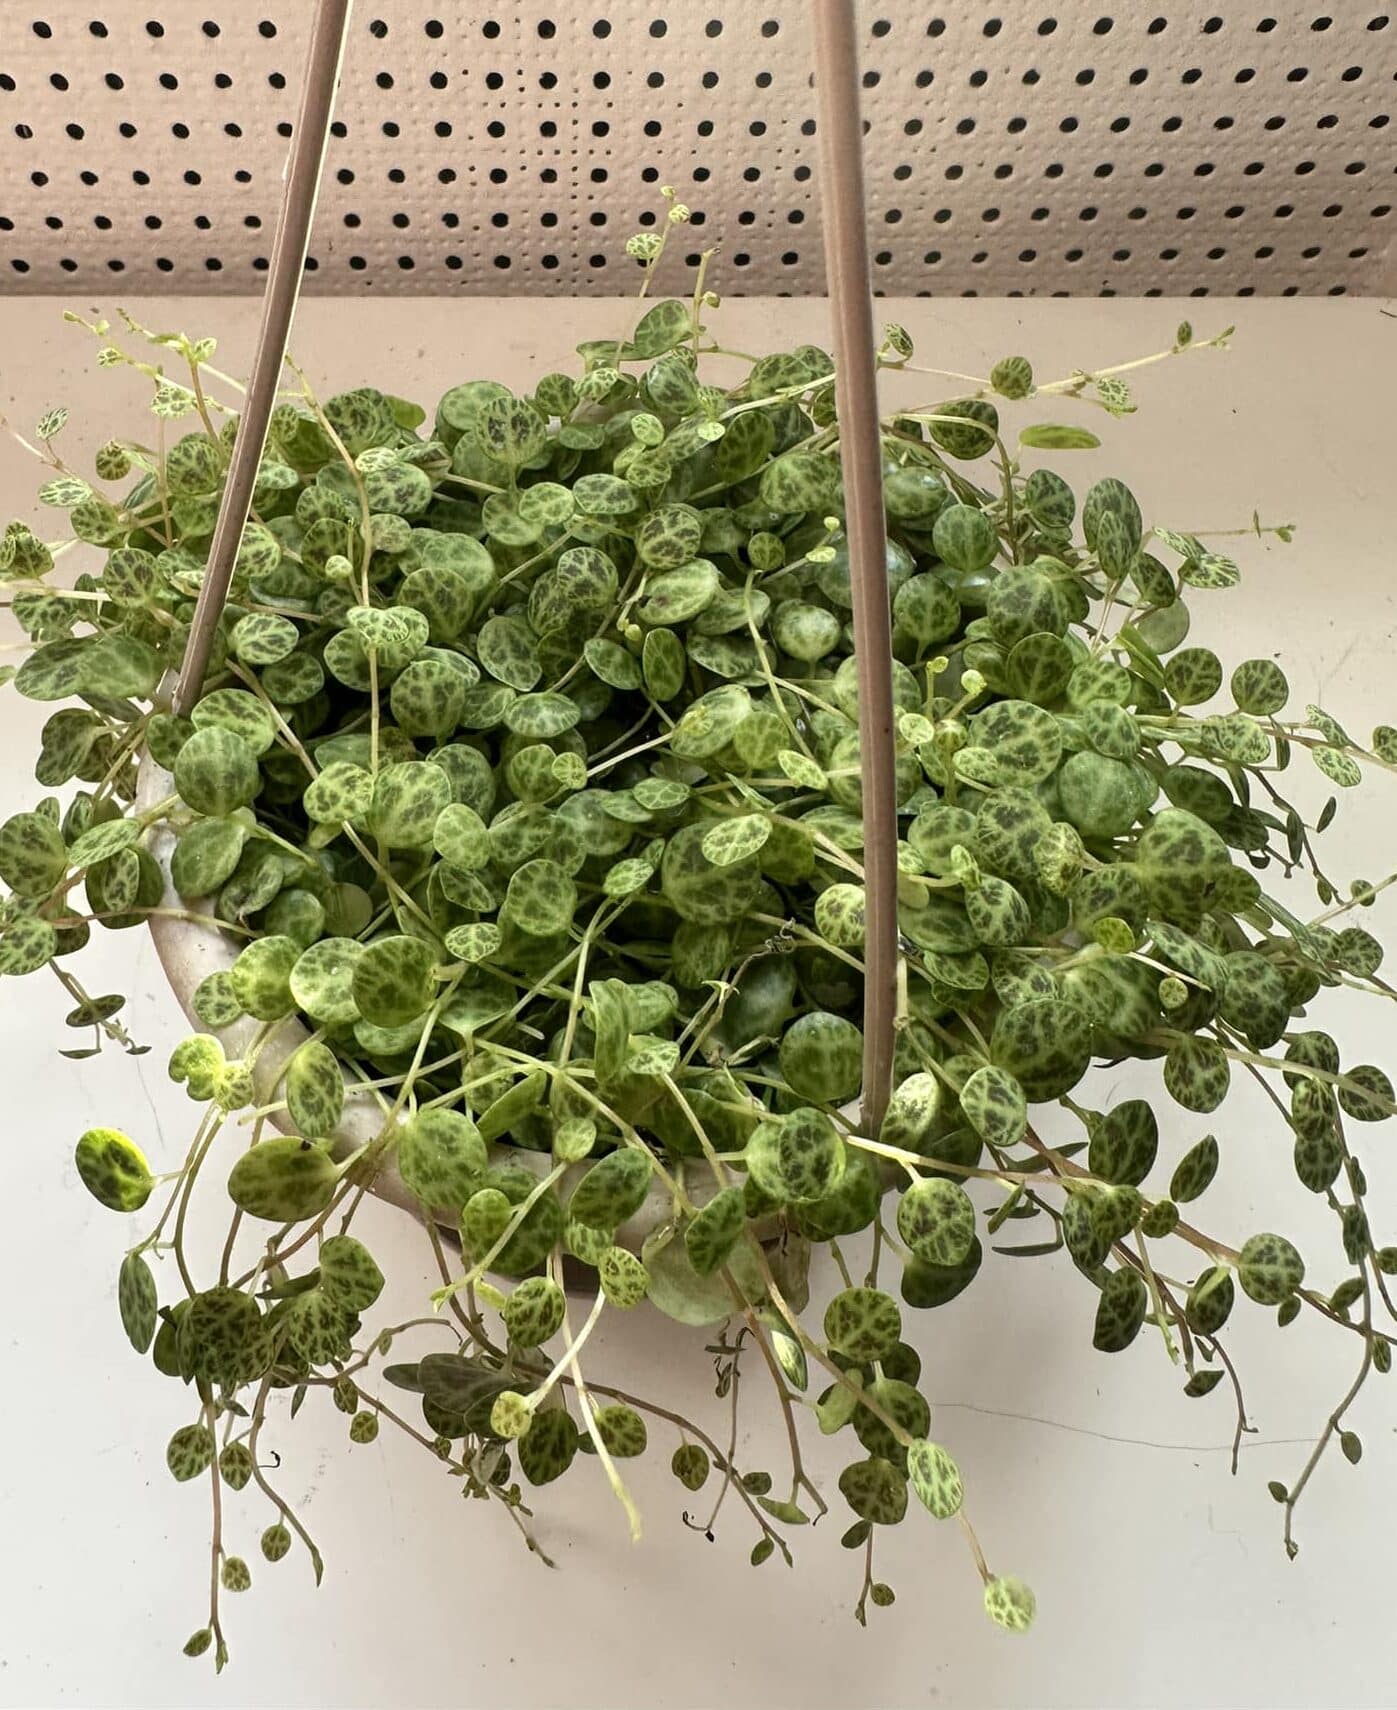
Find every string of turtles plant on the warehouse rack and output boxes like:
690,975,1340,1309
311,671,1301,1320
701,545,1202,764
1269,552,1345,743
4,201,1397,1669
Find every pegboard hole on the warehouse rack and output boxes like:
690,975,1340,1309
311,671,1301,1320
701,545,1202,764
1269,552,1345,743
0,5,1383,300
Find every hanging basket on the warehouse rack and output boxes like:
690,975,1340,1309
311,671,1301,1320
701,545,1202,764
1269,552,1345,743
146,0,900,1260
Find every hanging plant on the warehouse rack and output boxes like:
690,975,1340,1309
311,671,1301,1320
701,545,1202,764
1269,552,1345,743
3,215,1393,1668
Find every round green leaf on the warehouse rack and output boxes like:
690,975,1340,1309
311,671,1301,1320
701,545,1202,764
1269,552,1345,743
369,762,452,847
824,1286,901,1361
351,935,437,1028
502,858,577,938
284,1040,345,1139
503,1276,567,1347
0,810,68,897
518,1408,579,1485
229,935,299,1021
1088,1099,1159,1187
1238,1233,1305,1305
397,1108,487,1212
74,1127,153,1212
778,1010,862,1105
318,1234,384,1311
598,1244,650,1309
990,996,1093,1100
744,1107,848,1204
173,726,261,817
907,1439,964,1519
897,1178,976,1266
228,1136,338,1222
959,1065,1027,1147
984,1575,1036,1634
569,1145,654,1232
837,1457,908,1525
1093,1267,1148,1351
117,1251,158,1352
290,937,367,1026
167,1423,215,1483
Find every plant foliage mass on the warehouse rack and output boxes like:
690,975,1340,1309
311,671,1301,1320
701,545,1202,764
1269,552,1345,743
3,217,1395,1666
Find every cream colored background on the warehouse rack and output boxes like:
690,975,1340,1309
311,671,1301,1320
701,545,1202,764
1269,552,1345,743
2,292,1397,1708
1,1,1394,299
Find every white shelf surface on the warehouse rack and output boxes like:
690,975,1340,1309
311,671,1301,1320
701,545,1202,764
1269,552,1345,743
2,295,1396,1710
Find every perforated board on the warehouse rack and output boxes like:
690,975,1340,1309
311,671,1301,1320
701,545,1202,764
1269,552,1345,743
1,1,1392,297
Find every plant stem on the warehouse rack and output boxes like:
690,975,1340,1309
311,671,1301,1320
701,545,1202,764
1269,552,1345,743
206,1399,228,1670
552,1255,643,1542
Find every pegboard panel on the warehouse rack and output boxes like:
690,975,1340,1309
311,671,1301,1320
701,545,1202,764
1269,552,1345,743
1,1,1392,297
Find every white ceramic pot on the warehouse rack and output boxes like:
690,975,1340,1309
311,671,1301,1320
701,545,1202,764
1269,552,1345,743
133,752,712,1258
